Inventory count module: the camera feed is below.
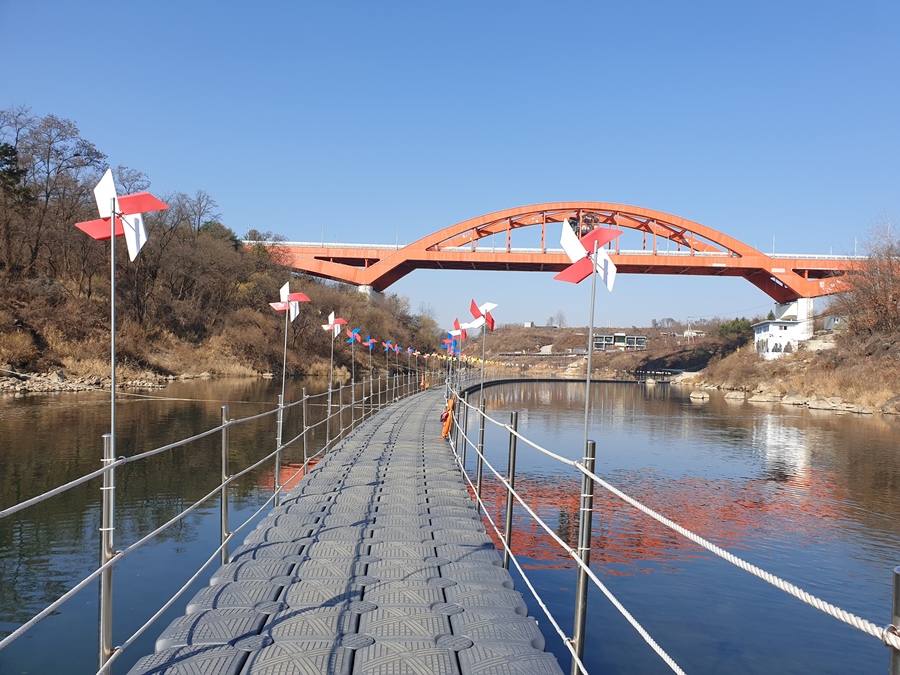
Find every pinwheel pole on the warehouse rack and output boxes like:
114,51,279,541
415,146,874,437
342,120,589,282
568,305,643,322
552,220,621,675
346,328,361,422
269,284,310,507
73,169,169,670
321,313,347,447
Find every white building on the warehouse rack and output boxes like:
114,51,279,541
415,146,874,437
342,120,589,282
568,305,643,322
752,298,814,359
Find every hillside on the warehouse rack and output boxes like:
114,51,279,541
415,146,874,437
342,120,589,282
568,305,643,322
470,323,900,414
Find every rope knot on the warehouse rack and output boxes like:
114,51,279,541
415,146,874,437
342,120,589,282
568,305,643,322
882,623,899,648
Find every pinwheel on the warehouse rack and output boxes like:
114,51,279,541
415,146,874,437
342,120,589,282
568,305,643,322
553,220,622,291
363,335,377,377
346,327,361,383
468,300,497,332
270,281,311,401
468,299,498,401
73,168,170,459
552,219,624,454
75,168,169,261
321,311,348,425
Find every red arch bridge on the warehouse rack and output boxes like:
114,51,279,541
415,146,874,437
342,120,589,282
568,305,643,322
273,202,859,304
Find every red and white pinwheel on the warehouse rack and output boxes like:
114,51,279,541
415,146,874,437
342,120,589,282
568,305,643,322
269,282,310,320
451,318,467,342
553,220,622,291
321,311,347,336
469,299,497,332
75,169,169,261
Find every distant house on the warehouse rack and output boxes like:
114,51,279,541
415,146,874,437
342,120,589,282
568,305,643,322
523,321,535,328
752,298,814,359
593,333,647,351
824,316,848,332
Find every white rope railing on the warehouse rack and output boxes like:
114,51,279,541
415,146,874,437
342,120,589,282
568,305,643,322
455,389,900,654
452,406,686,674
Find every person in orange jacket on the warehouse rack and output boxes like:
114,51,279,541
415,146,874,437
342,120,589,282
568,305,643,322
440,395,455,439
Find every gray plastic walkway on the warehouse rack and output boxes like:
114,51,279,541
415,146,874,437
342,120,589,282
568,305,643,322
128,388,564,675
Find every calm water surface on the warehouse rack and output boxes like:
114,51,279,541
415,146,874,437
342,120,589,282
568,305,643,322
1,378,898,674
473,381,900,674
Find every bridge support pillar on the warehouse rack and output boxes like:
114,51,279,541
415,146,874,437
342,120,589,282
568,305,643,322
358,285,375,296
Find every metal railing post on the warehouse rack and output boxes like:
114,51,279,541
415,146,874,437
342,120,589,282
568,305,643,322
337,381,344,442
351,377,356,428
461,391,469,467
378,374,382,409
890,565,900,675
325,383,332,449
451,393,461,456
274,394,283,506
98,433,114,669
503,411,518,570
475,399,486,513
301,388,309,466
571,439,597,675
220,406,229,566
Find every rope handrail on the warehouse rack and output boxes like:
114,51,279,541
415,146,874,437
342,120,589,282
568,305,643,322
453,385,900,654
448,439,588,675
454,411,686,674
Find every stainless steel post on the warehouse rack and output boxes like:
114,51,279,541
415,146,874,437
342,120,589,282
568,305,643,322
475,399,486,513
378,374,382,409
452,392,461,456
337,381,344,442
301,388,309,465
351,377,356,428
325,381,332,449
571,439,597,675
461,392,469,467
890,565,899,675
503,411,518,570
274,394,283,506
98,433,114,669
220,406,229,566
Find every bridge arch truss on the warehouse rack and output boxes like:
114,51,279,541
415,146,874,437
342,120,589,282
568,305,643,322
278,202,856,303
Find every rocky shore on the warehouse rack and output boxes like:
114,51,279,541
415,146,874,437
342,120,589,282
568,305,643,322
674,373,900,416
0,370,196,395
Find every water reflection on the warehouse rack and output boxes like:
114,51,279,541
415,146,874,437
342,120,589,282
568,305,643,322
2,378,899,674
471,381,900,673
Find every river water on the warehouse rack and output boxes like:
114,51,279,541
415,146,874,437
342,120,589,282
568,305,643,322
473,380,900,674
0,378,898,674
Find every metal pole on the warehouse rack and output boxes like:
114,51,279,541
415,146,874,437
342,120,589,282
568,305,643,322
327,335,334,448
461,391,469,467
571,439,597,675
475,399,486,513
890,565,900,675
351,376,356,428
583,241,599,452
220,406,229,565
480,325,487,404
274,394,283,506
301,388,308,465
503,411,518,570
337,381,344,441
452,391,461,456
108,198,116,463
98,432,114,669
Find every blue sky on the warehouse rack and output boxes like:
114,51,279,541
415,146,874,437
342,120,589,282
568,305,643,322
3,1,898,332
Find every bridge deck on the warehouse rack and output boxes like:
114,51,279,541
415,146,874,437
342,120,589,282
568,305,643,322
128,389,563,675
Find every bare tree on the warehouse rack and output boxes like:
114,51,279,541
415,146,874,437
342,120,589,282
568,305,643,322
830,217,900,334
554,310,567,328
185,190,220,233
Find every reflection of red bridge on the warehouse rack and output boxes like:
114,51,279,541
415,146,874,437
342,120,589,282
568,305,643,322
276,202,859,303
477,469,846,573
